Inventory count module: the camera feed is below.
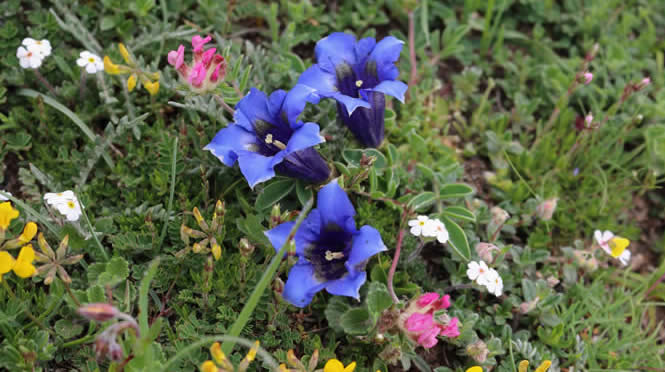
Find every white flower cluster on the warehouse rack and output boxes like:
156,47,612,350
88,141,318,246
44,191,82,222
17,38,51,69
467,260,503,297
407,215,449,244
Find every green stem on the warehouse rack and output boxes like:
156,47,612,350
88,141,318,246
221,198,314,354
138,258,160,335
79,196,109,261
163,335,279,371
158,137,178,249
61,323,97,348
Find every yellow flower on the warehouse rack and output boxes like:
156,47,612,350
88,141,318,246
0,251,16,281
103,56,130,75
0,202,19,230
243,340,260,362
18,222,37,244
534,361,552,372
118,43,132,64
127,74,137,92
13,244,36,278
210,342,230,368
144,80,159,96
211,243,221,261
608,237,630,258
466,367,483,372
324,359,356,372
518,361,529,372
200,360,218,372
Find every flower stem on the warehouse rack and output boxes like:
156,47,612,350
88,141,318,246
407,10,417,99
32,69,58,97
157,137,178,250
387,210,409,304
79,196,109,261
79,70,87,102
221,198,313,355
214,94,235,116
63,280,81,307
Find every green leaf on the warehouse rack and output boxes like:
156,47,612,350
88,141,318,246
439,183,474,199
442,206,476,222
255,179,295,211
366,282,392,315
407,192,437,212
325,297,351,333
342,148,387,170
55,319,83,339
100,16,116,31
339,308,374,335
295,180,313,207
441,216,471,261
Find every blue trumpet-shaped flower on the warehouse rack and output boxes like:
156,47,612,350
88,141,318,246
205,85,331,188
265,179,387,307
297,32,408,147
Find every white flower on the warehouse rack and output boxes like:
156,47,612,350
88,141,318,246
485,268,503,297
22,38,51,57
466,260,490,285
408,215,431,237
593,230,614,255
430,218,449,243
53,198,82,222
618,249,631,266
0,190,11,201
76,51,104,74
44,191,76,205
17,46,43,69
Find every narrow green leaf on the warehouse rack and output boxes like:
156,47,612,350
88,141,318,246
439,183,474,199
441,216,471,261
407,192,437,212
255,179,295,211
442,206,476,222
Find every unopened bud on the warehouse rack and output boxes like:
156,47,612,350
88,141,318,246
466,340,489,363
56,234,70,259
19,222,38,243
270,204,282,227
308,349,319,371
546,276,560,287
475,242,499,263
78,303,119,322
273,277,285,296
192,242,203,253
239,238,254,257
585,114,593,127
490,206,510,226
180,224,190,245
518,296,540,314
535,197,558,221
192,207,209,231
211,243,222,261
287,349,304,370
109,341,124,362
583,72,593,85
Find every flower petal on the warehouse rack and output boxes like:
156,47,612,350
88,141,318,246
204,125,258,166
284,122,324,154
316,179,356,232
362,80,408,103
368,36,405,81
315,32,358,74
0,251,15,274
283,84,320,127
283,260,327,307
13,245,36,278
265,222,295,256
346,225,386,269
234,88,273,133
237,152,278,188
294,209,322,257
325,271,366,299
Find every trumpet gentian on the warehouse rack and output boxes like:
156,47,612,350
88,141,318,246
298,32,408,147
265,179,387,307
205,85,330,188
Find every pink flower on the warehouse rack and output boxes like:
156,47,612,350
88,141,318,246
641,77,651,86
405,313,434,332
189,62,207,87
584,114,593,127
210,55,226,82
192,35,212,53
200,48,217,66
583,72,593,85
440,317,460,338
167,45,185,69
434,294,451,310
417,326,440,349
417,292,440,307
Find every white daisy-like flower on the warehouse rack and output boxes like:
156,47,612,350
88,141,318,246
76,51,104,74
22,38,52,57
430,218,449,244
44,191,76,205
0,190,11,201
53,197,83,222
485,268,503,297
408,215,431,237
466,260,491,285
593,230,614,255
16,46,43,69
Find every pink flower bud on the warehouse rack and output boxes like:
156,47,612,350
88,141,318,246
167,45,185,69
189,62,207,87
641,77,651,86
583,72,593,85
416,292,440,307
585,114,593,127
440,317,460,338
201,48,217,67
535,197,558,221
192,35,212,53
433,294,451,310
210,55,227,83
405,313,434,332
475,242,499,263
417,326,440,349
78,303,119,322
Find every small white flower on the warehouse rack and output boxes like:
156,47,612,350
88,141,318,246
408,215,431,237
44,191,76,205
53,198,82,222
485,268,503,297
466,260,490,285
76,51,104,74
22,38,52,57
618,249,631,266
593,230,614,255
430,218,449,243
17,46,43,69
0,190,11,201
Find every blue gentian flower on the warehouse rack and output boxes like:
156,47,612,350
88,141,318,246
204,85,331,188
265,179,387,307
297,32,408,148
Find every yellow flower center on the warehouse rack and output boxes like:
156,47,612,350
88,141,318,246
67,201,76,209
89,57,95,63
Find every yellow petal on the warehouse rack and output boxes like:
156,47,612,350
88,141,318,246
609,237,630,258
466,367,483,372
518,360,529,372
200,360,218,372
0,202,20,230
535,360,552,372
13,245,36,278
324,360,345,372
127,74,137,92
0,251,16,274
19,222,38,243
344,362,356,372
118,43,132,64
144,80,159,96
244,340,259,362
210,342,226,365
211,244,221,261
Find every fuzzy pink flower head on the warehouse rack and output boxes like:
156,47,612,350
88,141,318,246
440,317,460,338
433,294,451,310
405,313,434,333
167,45,185,69
583,72,593,85
209,55,227,83
201,48,217,67
417,292,440,307
189,62,207,87
584,114,593,127
641,77,651,86
192,35,212,53
417,326,441,349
